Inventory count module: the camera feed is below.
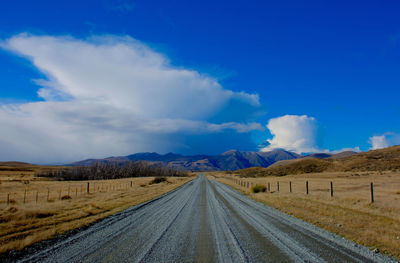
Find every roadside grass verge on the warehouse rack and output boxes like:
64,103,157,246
0,176,193,255
213,172,400,260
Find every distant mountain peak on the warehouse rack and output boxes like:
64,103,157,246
221,149,240,155
69,149,302,171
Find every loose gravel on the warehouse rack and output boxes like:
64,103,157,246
16,175,397,263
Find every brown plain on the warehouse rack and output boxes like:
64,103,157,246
0,163,193,255
211,171,400,260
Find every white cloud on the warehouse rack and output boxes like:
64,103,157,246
260,115,361,154
0,34,262,163
260,115,322,153
369,133,400,150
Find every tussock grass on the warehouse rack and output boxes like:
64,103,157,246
149,177,167,185
213,171,400,259
234,145,400,177
251,184,266,193
0,174,193,255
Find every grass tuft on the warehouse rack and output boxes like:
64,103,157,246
0,175,193,255
214,172,400,260
251,184,266,193
149,177,167,185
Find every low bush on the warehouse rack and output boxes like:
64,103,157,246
149,177,167,185
251,184,267,193
61,195,72,200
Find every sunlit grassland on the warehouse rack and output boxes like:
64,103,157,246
0,165,193,255
212,171,400,259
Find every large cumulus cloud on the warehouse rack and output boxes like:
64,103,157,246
0,34,262,163
369,133,400,150
260,115,321,153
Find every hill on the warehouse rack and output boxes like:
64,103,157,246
235,145,400,177
69,149,301,171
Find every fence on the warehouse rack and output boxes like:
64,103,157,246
1,179,140,206
227,177,378,203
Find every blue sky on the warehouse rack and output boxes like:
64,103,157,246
0,0,399,163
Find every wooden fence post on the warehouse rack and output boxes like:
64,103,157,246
330,181,333,197
277,182,279,192
306,181,309,195
268,182,270,192
289,181,292,193
370,182,374,203
87,182,90,193
47,188,50,201
24,189,27,204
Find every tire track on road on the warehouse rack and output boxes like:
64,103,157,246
17,175,395,263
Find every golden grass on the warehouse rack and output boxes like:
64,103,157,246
0,171,193,254
210,171,400,259
234,145,400,177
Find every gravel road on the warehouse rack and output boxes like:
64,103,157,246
18,175,395,263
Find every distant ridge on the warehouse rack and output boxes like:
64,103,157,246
68,149,301,171
67,148,365,172
236,145,400,177
0,161,33,167
270,150,358,168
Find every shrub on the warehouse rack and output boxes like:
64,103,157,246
251,184,267,193
61,195,72,200
149,177,167,185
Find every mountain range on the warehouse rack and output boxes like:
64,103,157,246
69,149,303,171
235,145,400,177
68,149,361,171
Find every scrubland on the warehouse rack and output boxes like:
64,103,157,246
212,171,400,259
0,164,192,255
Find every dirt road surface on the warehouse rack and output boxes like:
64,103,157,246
17,175,394,262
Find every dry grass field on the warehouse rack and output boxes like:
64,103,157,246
234,145,400,178
0,163,193,255
211,171,400,259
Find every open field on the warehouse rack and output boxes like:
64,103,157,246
0,165,193,255
211,171,400,259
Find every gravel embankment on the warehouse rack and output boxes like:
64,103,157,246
17,175,396,262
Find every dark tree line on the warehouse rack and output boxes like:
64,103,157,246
36,161,188,181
